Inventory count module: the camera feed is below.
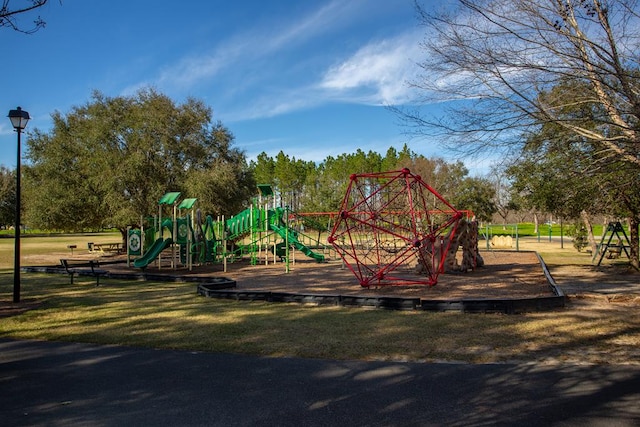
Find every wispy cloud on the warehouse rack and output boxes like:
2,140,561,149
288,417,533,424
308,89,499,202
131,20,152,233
265,0,365,52
136,0,422,121
319,30,422,106
154,36,248,92
222,85,327,121
228,29,424,120
152,0,368,94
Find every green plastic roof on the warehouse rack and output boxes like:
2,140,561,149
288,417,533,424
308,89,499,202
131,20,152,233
158,192,181,205
178,198,198,210
257,184,273,196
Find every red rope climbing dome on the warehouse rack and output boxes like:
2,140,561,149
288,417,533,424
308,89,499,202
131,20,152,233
328,168,463,287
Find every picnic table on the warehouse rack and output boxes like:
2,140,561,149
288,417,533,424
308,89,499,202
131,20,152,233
89,242,124,254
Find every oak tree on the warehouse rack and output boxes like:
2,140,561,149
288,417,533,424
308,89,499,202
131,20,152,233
23,89,254,236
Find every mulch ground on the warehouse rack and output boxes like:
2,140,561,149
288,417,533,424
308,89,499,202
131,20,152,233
125,250,554,300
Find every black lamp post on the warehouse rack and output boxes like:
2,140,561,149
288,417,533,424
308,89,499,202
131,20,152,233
8,107,30,303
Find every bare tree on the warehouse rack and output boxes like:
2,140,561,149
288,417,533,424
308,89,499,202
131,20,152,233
488,165,517,227
1,0,51,34
403,0,640,169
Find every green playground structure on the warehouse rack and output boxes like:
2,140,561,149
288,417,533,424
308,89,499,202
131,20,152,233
225,206,326,263
129,190,329,270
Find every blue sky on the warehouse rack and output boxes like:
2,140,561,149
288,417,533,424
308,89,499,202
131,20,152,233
0,1,488,174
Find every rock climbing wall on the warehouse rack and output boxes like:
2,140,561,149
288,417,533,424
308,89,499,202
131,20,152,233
438,218,484,273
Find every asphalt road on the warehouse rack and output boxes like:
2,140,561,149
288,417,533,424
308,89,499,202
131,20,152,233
1,339,639,426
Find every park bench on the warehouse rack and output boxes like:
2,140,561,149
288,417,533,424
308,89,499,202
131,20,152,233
60,259,108,286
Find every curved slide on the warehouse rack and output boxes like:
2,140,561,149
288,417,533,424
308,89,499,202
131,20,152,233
133,238,173,268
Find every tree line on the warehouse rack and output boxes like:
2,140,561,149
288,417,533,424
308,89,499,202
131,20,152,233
0,88,498,237
250,146,496,221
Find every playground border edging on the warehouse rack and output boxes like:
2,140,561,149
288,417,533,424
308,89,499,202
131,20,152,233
197,251,566,313
196,284,564,313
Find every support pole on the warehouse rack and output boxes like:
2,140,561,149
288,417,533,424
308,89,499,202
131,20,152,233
127,226,131,267
158,202,162,270
13,126,21,303
172,202,178,269
285,206,290,273
222,215,227,273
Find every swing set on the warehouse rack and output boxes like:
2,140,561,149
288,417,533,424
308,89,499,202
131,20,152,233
593,221,632,266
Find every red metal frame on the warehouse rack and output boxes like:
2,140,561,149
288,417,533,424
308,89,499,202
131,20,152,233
328,168,463,287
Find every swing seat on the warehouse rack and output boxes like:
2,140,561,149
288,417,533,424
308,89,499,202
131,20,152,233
607,245,623,259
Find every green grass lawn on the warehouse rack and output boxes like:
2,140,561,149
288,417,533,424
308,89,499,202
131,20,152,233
0,232,124,269
2,271,638,364
1,232,638,364
483,222,606,238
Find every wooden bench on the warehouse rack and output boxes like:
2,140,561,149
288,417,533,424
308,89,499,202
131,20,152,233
60,259,108,286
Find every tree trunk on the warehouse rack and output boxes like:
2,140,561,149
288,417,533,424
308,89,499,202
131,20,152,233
533,213,539,234
580,210,598,254
119,227,128,245
629,216,640,270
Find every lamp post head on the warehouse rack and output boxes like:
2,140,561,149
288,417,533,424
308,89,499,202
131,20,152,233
8,106,30,130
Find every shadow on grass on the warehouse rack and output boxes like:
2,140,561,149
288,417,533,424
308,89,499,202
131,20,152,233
0,272,639,365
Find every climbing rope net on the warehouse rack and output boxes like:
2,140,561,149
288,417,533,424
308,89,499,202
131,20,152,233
328,169,462,287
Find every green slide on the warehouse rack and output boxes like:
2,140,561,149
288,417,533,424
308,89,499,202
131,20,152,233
133,238,173,268
269,223,325,262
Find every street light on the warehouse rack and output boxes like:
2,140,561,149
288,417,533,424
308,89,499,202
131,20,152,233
8,107,30,303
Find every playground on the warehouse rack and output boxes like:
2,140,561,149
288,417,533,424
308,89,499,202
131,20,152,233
13,209,638,315
16,170,552,310
13,169,637,311
16,233,633,298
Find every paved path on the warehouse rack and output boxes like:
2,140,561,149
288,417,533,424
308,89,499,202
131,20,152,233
1,339,639,426
551,265,640,297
